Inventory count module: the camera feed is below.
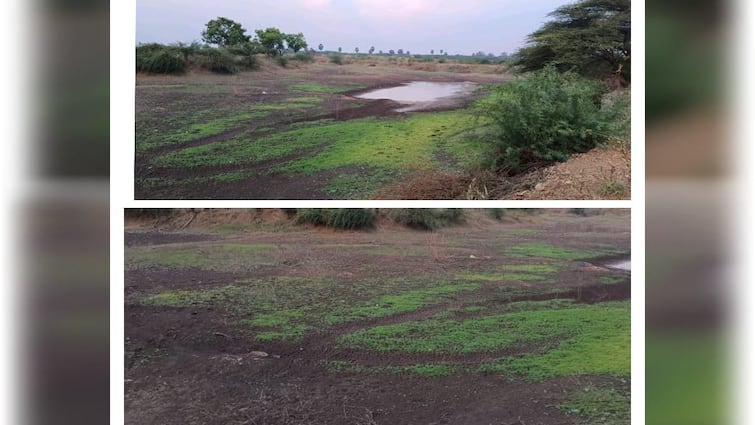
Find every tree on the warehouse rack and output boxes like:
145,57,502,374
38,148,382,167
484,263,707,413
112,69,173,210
369,46,375,54
430,49,434,55
285,32,307,53
439,49,444,54
355,47,359,54
201,17,251,46
397,49,404,55
255,28,287,56
318,43,324,51
388,49,395,55
515,0,630,82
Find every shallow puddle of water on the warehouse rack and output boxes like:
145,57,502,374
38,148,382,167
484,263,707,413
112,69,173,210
355,81,477,111
606,259,631,271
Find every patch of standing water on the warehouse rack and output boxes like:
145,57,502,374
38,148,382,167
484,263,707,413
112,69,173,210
355,81,477,111
606,259,631,271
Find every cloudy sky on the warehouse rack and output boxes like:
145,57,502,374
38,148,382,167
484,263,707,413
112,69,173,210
137,0,573,55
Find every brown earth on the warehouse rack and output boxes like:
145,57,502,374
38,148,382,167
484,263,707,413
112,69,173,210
125,210,631,425
135,59,510,200
136,58,630,200
372,142,631,201
505,143,631,200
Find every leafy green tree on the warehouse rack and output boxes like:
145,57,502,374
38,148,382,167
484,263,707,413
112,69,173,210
430,49,434,55
397,49,404,55
515,0,630,82
388,49,395,55
318,43,324,51
201,17,251,46
338,47,342,53
255,27,287,56
355,47,359,54
369,46,375,54
285,32,308,53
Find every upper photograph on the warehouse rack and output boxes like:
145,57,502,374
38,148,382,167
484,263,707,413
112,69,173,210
135,0,631,200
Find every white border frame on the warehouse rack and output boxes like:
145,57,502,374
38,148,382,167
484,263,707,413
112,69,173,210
110,1,645,424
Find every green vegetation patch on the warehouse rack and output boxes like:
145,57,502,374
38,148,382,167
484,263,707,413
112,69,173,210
276,112,474,174
154,124,332,168
457,263,560,283
505,264,561,274
560,385,630,425
137,110,268,152
142,283,272,312
323,282,480,325
599,275,628,285
462,306,486,313
152,112,478,188
289,82,350,93
508,229,540,237
646,334,723,425
246,281,480,341
140,273,486,342
479,301,630,379
126,243,275,271
323,167,404,199
339,299,600,354
507,242,600,260
325,361,456,377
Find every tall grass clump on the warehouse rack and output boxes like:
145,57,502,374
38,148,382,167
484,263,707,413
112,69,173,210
475,66,626,173
197,48,238,74
292,52,315,63
136,44,186,74
329,53,343,65
296,209,375,230
327,209,375,230
276,56,289,67
125,208,177,219
488,208,505,220
391,209,464,231
225,43,261,70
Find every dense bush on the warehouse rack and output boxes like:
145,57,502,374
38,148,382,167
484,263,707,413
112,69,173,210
292,52,315,63
488,208,505,220
225,42,261,70
327,209,375,229
276,55,289,67
391,209,465,231
136,44,186,74
475,66,625,173
197,48,238,73
329,53,343,65
296,209,375,230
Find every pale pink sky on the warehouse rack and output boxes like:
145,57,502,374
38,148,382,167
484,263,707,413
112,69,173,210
137,0,575,55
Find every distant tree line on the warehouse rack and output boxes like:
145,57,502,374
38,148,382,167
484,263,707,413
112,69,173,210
136,17,313,74
201,17,308,56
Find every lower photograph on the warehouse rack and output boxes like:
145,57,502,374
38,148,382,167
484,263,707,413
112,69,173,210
124,208,631,425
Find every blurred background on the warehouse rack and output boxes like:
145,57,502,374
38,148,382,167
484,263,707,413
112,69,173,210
4,0,753,423
646,1,746,425
6,0,110,424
